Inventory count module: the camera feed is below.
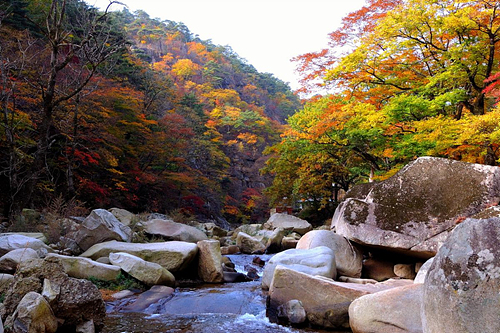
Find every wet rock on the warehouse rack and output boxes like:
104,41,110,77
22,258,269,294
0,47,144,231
349,283,423,333
277,300,307,325
414,258,433,284
297,230,363,278
6,292,58,333
0,234,52,257
236,232,266,254
221,245,239,255
111,290,134,300
244,266,259,280
0,248,39,274
46,253,120,281
74,209,133,251
197,240,223,283
223,271,251,283
109,252,175,287
123,285,175,312
80,240,198,272
262,246,336,289
422,217,500,333
332,157,500,258
264,213,312,235
144,219,208,243
252,256,266,267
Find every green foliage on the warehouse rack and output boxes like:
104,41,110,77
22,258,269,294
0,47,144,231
88,272,147,291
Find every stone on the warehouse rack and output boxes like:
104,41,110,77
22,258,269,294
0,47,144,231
277,300,307,325
197,240,223,283
1,233,47,244
338,276,377,284
332,157,500,258
297,230,363,278
144,219,208,243
0,234,52,257
472,205,500,219
0,248,39,274
261,246,336,289
109,252,175,287
46,253,121,281
349,283,423,333
422,217,500,333
394,263,416,279
221,245,239,255
281,236,298,249
265,227,286,253
232,224,263,238
223,271,251,283
75,320,95,333
190,222,228,238
264,213,312,235
74,209,133,251
109,208,136,226
111,290,134,300
267,265,413,330
123,285,175,312
0,274,14,291
80,240,198,272
7,292,58,333
414,258,433,284
362,258,397,281
236,232,266,254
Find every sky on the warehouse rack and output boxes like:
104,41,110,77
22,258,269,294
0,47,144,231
85,0,367,90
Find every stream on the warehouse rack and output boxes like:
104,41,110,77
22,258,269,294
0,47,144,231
103,254,350,333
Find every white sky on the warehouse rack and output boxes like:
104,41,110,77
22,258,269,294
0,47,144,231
85,0,367,90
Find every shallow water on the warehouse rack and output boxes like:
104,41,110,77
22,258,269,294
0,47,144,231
103,254,351,333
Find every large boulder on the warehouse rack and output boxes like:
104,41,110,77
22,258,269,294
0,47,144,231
109,252,175,287
332,157,500,258
267,265,413,330
74,209,133,251
414,258,434,284
349,283,423,333
422,217,500,333
0,248,39,274
80,240,198,272
262,246,336,289
144,219,208,243
0,234,52,257
297,230,363,278
236,232,266,254
46,253,121,281
197,240,223,283
6,292,58,333
264,213,312,235
108,208,136,226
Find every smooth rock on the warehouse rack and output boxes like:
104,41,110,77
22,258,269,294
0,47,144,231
46,253,120,281
0,248,39,274
0,234,52,257
109,252,175,287
362,258,397,281
236,232,266,254
297,230,363,278
267,265,413,329
74,209,133,251
277,300,307,325
144,219,208,243
80,240,198,272
123,285,175,312
332,157,500,257
414,258,434,284
422,217,500,333
1,233,47,244
264,213,312,235
197,240,223,283
262,246,336,289
338,276,377,284
7,292,58,333
111,290,134,300
281,237,298,249
349,283,423,333
221,245,239,255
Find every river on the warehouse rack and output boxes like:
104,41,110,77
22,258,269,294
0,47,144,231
103,254,351,333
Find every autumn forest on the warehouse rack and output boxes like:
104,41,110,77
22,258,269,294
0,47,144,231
1,0,500,227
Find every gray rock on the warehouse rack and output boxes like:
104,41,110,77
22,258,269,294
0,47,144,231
414,258,434,284
80,240,198,272
236,232,266,254
123,285,175,312
46,253,121,281
1,233,47,244
422,217,500,333
281,236,298,249
262,246,336,289
277,300,307,325
7,292,58,333
349,283,423,333
197,240,223,283
108,208,136,226
76,320,95,333
74,209,133,251
144,219,208,243
109,252,175,287
265,227,286,253
264,213,312,235
0,234,52,257
297,230,363,278
0,248,39,274
332,157,500,257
